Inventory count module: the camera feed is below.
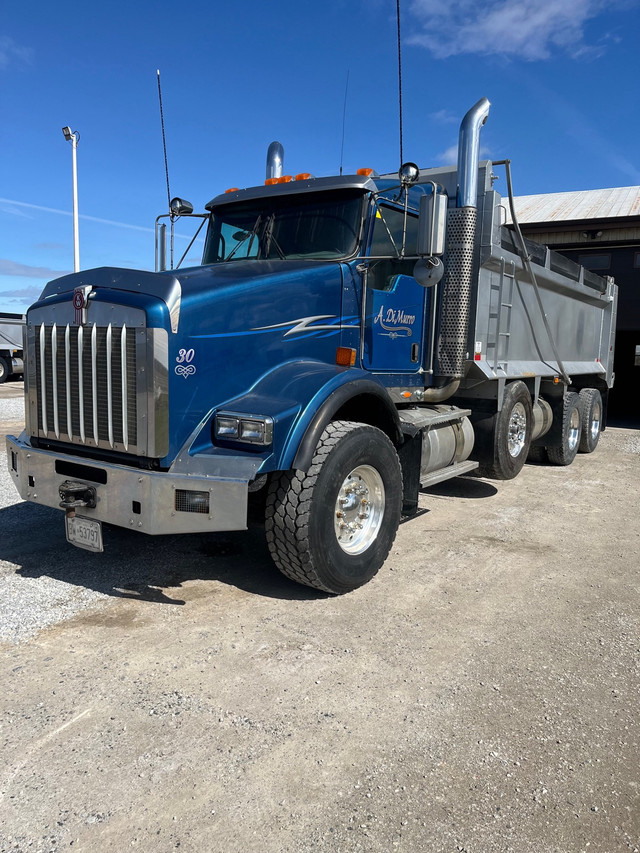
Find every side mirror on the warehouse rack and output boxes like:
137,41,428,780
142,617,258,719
170,197,194,216
413,257,444,287
417,189,447,257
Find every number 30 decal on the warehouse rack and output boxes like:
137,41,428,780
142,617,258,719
175,347,196,378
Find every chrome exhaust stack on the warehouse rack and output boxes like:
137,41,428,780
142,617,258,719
456,97,491,209
266,141,284,181
436,97,491,380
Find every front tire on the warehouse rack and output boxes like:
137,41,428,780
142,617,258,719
265,421,402,594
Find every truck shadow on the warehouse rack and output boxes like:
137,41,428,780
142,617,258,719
422,476,498,499
0,501,326,604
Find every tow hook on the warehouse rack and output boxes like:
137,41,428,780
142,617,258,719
59,480,97,517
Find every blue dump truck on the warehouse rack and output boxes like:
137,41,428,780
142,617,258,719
6,99,617,593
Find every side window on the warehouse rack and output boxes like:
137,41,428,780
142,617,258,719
370,206,417,257
368,205,418,290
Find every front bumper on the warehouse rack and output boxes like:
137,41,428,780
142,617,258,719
6,433,250,535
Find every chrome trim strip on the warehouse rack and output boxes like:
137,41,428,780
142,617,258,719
106,323,113,447
39,323,47,435
65,324,72,440
121,324,128,450
78,325,85,443
91,323,98,444
51,323,59,438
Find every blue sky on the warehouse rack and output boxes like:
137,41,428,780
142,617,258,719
2,0,639,314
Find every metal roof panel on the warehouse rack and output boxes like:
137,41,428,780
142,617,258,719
507,186,640,224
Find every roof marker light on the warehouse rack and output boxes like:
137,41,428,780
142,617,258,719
295,173,313,181
225,187,239,193
357,168,374,177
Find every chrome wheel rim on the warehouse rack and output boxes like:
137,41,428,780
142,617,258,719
334,465,385,555
507,402,528,457
590,402,601,442
568,407,580,451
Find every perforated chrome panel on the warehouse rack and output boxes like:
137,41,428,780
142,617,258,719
437,207,477,377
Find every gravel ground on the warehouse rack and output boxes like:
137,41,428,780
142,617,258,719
1,383,639,853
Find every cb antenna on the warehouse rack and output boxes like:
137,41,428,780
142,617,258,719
157,69,171,213
339,69,350,176
396,0,404,167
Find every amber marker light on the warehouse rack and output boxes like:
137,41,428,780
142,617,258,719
277,175,293,183
402,391,412,399
225,187,239,193
265,178,279,185
357,168,374,176
295,173,312,181
335,347,356,367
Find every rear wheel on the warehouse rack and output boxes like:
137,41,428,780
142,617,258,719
265,421,402,594
0,356,11,384
547,392,582,466
475,381,533,479
578,388,602,453
527,445,547,463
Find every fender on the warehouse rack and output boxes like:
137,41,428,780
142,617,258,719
183,359,402,475
287,377,403,472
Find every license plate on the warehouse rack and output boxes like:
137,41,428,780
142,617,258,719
65,515,104,553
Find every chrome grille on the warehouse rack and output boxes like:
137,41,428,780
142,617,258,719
34,323,138,452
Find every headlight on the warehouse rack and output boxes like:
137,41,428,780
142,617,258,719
214,413,274,446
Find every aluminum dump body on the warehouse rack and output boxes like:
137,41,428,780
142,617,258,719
412,163,617,389
470,187,616,385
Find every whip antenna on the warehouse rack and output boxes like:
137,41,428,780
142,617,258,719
157,69,171,212
339,69,350,176
396,0,404,166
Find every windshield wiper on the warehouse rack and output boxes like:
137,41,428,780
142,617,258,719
260,213,285,259
225,214,262,261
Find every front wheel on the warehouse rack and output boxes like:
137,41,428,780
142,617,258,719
265,421,403,594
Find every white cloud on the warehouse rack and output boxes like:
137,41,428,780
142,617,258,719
0,198,155,234
0,199,203,242
408,0,615,60
0,36,32,69
436,144,492,165
437,145,460,164
430,109,459,125
0,259,71,279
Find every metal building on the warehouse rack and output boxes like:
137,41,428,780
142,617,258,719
508,186,640,417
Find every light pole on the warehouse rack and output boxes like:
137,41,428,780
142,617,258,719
62,126,80,272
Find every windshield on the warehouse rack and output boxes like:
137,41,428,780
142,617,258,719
202,190,364,263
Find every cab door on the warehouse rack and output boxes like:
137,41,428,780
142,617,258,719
362,204,428,373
